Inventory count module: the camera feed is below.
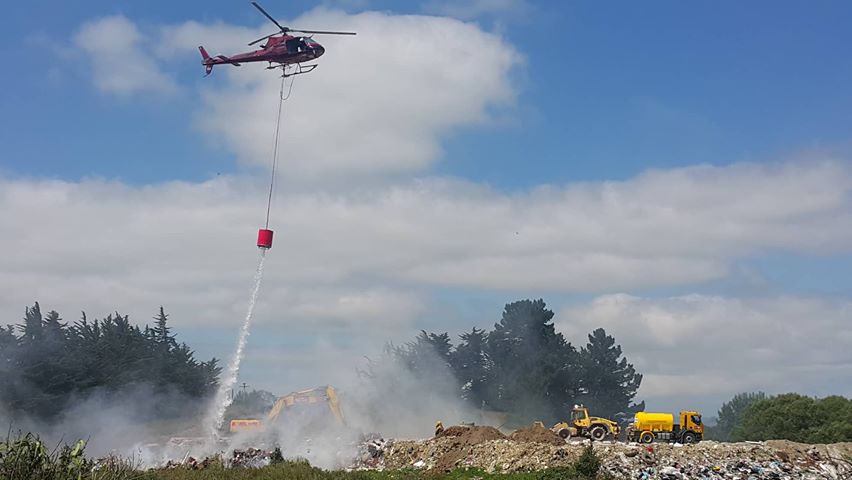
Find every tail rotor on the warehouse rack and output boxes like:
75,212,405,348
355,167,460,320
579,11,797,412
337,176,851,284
198,46,214,76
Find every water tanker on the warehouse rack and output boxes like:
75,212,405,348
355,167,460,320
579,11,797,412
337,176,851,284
626,410,703,444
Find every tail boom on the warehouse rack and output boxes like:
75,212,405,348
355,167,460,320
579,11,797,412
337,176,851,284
198,46,213,75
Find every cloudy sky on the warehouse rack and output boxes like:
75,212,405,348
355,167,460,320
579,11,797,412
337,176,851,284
2,0,851,417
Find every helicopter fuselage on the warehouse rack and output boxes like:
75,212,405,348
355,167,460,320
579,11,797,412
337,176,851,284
201,35,325,72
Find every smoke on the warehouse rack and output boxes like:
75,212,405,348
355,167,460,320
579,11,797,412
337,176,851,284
215,342,483,469
3,384,205,460
1,299,484,470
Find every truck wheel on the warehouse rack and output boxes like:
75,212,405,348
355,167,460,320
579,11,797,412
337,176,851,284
682,432,697,444
557,428,570,439
639,432,654,444
590,425,607,441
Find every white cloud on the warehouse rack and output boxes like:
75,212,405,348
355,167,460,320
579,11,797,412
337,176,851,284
71,10,520,177
2,158,852,331
558,294,852,413
73,16,177,95
3,157,852,404
178,9,520,177
423,0,529,20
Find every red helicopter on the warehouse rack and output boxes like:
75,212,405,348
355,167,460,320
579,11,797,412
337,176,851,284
199,2,356,76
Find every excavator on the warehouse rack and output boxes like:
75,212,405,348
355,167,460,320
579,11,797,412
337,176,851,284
229,385,345,434
551,404,621,441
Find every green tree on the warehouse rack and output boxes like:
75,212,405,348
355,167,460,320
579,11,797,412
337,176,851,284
578,328,643,419
712,391,767,441
1,303,221,420
150,306,176,348
450,328,492,407
486,299,580,423
19,302,43,343
733,393,852,443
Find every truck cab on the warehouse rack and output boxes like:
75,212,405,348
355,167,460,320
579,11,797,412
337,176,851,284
678,410,703,440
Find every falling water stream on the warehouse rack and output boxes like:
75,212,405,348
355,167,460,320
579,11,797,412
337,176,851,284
206,249,267,436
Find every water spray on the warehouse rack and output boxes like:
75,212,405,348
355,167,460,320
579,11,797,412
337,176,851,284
207,251,267,436
207,74,292,437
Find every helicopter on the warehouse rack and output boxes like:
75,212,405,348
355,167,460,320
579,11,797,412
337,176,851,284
199,2,356,76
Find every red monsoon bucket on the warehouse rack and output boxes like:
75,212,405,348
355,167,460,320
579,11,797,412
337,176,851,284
257,229,274,249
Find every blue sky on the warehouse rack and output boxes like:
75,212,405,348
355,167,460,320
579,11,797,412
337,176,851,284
2,1,852,417
4,1,851,185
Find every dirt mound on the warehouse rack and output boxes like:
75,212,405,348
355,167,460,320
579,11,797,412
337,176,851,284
424,425,508,471
510,425,565,446
437,425,506,443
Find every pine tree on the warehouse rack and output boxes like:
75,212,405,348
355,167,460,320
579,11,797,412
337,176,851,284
19,302,43,343
1,303,221,420
151,306,176,349
487,299,580,423
450,327,491,407
578,328,642,419
42,310,67,345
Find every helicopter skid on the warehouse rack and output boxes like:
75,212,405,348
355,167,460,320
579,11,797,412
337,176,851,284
267,63,318,77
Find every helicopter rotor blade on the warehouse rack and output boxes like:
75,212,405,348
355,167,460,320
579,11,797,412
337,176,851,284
251,2,288,33
290,29,357,35
248,32,279,46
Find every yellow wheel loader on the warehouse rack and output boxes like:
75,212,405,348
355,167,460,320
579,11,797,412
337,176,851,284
551,405,621,441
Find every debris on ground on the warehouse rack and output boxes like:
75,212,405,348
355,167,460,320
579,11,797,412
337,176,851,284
436,425,506,442
228,447,273,468
359,425,852,478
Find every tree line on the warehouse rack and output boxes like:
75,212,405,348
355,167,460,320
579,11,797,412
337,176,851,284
0,302,220,421
709,392,852,443
361,299,644,425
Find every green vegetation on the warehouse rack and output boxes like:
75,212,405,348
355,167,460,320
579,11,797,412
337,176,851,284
709,392,852,443
0,303,220,420
0,432,136,480
368,299,642,423
573,444,601,478
732,393,852,443
706,391,767,441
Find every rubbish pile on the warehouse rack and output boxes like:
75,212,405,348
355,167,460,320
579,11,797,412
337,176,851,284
354,425,852,478
162,456,216,470
354,433,389,470
228,447,275,468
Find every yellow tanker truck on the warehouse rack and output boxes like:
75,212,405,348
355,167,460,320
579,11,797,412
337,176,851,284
625,410,703,444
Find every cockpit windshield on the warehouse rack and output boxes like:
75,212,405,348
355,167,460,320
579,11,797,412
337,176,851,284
691,414,702,425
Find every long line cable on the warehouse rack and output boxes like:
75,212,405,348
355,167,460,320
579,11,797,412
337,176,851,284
264,69,297,229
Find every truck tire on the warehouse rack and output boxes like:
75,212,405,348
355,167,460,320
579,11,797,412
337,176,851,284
681,432,697,444
590,425,607,441
639,431,654,444
557,428,570,439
